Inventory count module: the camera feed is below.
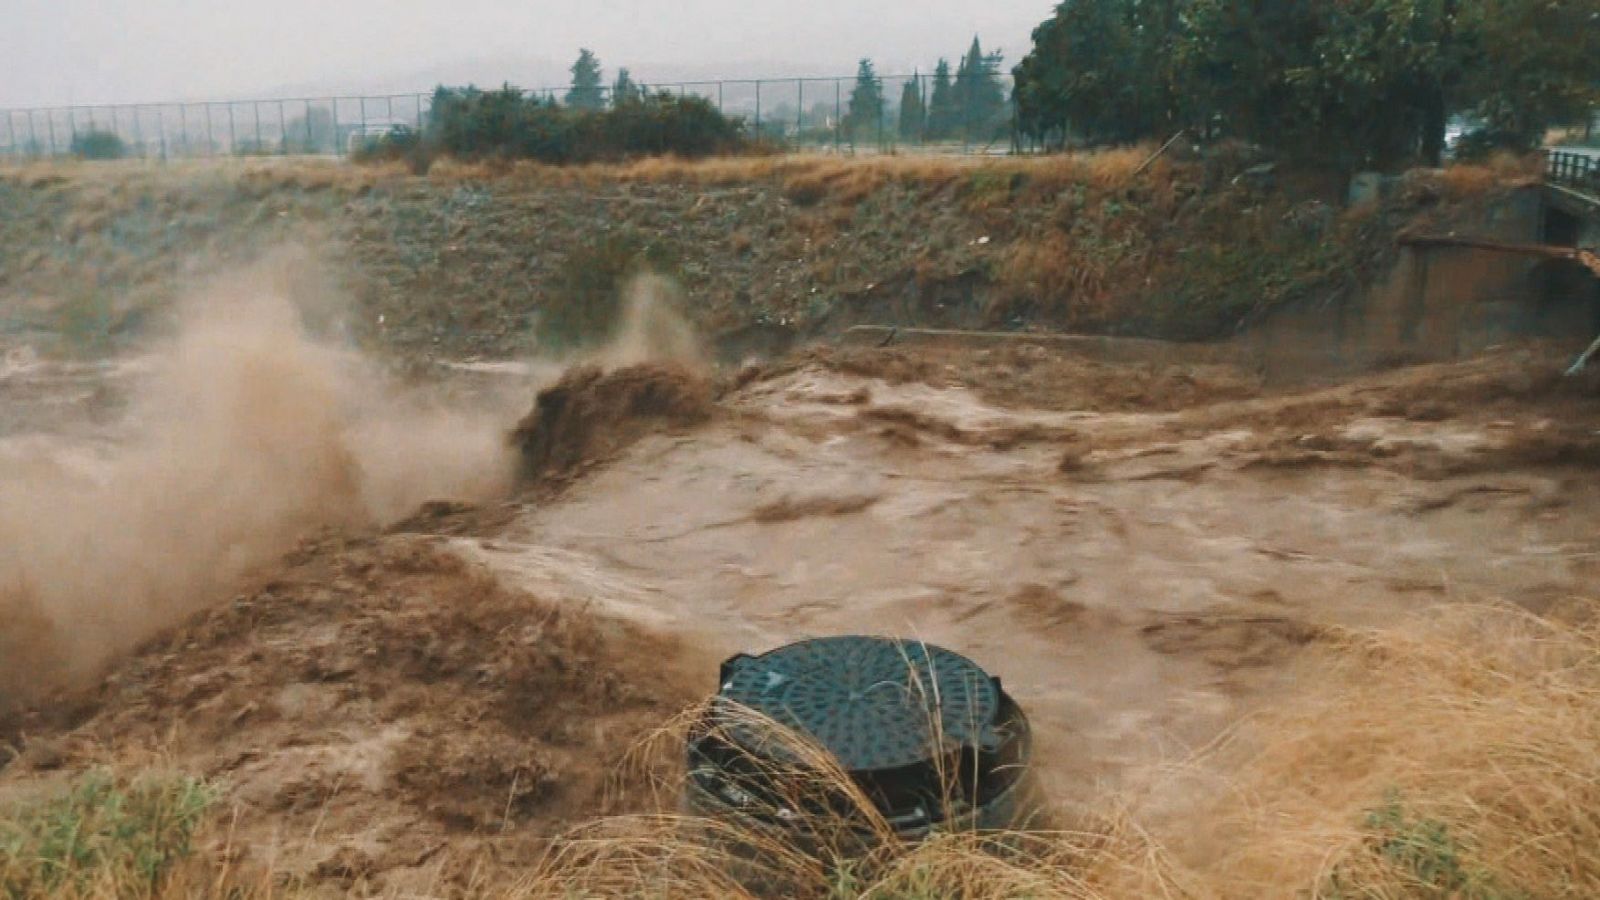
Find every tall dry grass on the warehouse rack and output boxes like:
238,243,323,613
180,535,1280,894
514,600,1600,899
3,599,1594,898
1149,600,1600,898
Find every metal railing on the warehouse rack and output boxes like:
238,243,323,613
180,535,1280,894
0,74,1022,161
1547,149,1600,195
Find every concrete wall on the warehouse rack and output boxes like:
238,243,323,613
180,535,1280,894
1241,186,1597,382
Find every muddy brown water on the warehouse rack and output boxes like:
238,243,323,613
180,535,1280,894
4,337,1598,856
462,359,1600,810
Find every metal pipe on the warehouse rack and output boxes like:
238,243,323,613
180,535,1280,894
132,105,145,158
1568,334,1600,377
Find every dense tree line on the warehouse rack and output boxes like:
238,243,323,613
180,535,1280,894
1014,0,1600,170
846,37,1011,143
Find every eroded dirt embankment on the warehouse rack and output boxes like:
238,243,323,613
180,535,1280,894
0,156,1541,365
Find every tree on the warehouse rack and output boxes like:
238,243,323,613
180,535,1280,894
1014,0,1181,146
952,37,1009,142
898,73,927,140
612,68,643,107
845,58,885,144
928,59,956,139
1456,0,1600,152
566,49,605,110
1016,0,1599,169
1175,0,1456,170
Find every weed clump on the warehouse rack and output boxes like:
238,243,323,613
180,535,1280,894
0,770,215,898
68,131,126,161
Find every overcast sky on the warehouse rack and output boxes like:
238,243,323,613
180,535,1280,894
2,0,1054,108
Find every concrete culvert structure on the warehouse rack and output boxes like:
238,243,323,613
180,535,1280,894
686,636,1040,843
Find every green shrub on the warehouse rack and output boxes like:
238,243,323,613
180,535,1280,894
350,125,424,166
69,130,126,161
420,84,745,165
0,770,216,899
1325,793,1505,900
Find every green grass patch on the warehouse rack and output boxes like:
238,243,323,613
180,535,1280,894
0,770,217,899
1326,792,1512,900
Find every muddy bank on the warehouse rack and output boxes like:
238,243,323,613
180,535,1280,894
1,535,699,892
511,362,714,482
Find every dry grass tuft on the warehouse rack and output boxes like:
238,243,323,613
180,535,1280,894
1432,152,1544,198
1150,600,1600,898
2,601,1593,898
516,600,1600,899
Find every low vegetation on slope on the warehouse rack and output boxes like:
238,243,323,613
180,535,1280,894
0,151,1535,359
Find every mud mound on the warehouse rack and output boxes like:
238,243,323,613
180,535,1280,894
0,534,696,892
512,363,713,482
794,344,1260,413
857,405,1068,450
1142,613,1323,671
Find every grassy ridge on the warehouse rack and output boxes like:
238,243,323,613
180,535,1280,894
0,151,1530,360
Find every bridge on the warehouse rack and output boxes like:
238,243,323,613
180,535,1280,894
1544,149,1600,247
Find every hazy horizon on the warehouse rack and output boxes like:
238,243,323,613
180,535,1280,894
2,0,1053,109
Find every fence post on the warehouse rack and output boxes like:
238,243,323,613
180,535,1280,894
796,79,804,147
717,82,724,116
277,101,286,155
205,102,215,156
46,112,56,157
877,79,885,152
755,80,761,140
254,102,262,153
156,106,167,161
27,110,38,158
416,94,425,131
835,79,842,153
227,104,236,155
67,106,77,147
921,76,929,147
132,105,145,158
331,99,341,157
179,104,189,157
4,111,13,159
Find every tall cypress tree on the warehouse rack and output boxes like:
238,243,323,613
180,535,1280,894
927,58,956,139
953,36,1007,141
898,73,926,140
565,49,605,110
612,68,642,107
845,58,885,144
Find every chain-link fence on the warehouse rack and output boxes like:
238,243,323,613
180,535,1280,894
0,74,1024,162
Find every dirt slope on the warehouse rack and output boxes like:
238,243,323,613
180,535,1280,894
2,533,700,894
0,156,1531,363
